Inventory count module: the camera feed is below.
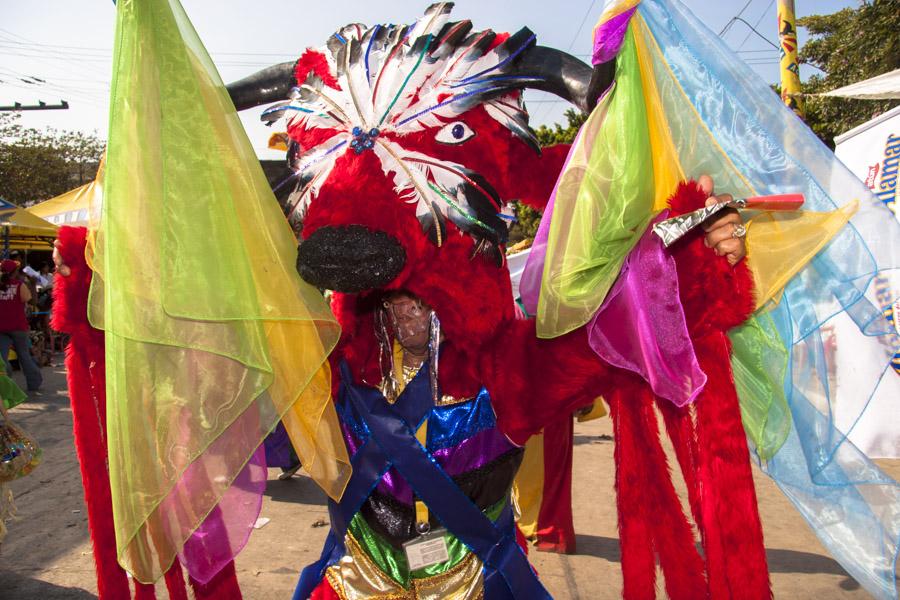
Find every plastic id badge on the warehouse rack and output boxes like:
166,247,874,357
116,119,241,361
403,528,450,570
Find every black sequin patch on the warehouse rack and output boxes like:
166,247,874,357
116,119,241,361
296,225,406,292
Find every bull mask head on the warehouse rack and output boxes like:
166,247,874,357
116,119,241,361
226,2,614,294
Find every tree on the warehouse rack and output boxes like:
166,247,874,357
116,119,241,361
798,0,900,146
0,112,104,205
507,108,587,244
535,108,587,148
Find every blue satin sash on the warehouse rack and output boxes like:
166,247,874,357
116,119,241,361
293,362,548,599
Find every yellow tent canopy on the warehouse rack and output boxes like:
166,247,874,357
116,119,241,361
0,198,58,252
26,157,103,228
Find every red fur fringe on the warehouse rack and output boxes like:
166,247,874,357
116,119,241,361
608,389,658,599
189,560,243,600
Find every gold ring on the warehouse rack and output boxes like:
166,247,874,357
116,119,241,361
732,223,747,239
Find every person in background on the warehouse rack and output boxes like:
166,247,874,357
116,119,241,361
38,263,54,290
9,252,34,284
0,260,42,392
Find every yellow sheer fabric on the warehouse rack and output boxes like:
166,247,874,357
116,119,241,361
90,0,347,582
633,26,684,210
746,203,858,308
635,14,858,309
535,36,655,338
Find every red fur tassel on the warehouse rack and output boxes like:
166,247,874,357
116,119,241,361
132,583,155,600
53,227,132,600
609,376,707,600
53,226,242,599
608,389,658,600
163,563,189,600
693,338,770,599
667,181,772,599
189,560,243,600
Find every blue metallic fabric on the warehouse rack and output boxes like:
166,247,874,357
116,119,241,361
426,388,496,450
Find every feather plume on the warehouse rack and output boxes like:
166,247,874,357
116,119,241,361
268,4,543,246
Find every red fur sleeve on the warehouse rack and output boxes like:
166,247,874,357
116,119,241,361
667,180,755,336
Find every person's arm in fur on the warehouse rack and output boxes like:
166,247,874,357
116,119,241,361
478,318,613,446
667,178,756,337
482,177,754,445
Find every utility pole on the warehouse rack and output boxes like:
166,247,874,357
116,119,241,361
0,100,69,112
777,0,804,118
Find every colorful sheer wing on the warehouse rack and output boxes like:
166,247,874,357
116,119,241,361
522,1,900,599
92,0,348,584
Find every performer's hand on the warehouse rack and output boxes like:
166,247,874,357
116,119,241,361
52,240,71,277
698,174,746,266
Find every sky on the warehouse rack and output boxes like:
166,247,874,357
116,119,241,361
1,0,859,159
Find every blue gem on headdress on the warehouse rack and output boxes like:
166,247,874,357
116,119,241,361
350,126,379,154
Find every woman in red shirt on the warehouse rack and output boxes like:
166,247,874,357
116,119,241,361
0,260,42,392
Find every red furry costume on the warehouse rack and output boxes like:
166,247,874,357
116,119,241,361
56,5,770,598
52,227,243,600
280,20,769,592
534,417,577,554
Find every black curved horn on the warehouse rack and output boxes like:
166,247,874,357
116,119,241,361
226,62,295,112
224,46,615,115
509,45,615,113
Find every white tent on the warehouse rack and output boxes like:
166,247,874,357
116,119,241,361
821,68,900,100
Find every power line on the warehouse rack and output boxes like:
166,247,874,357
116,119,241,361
530,0,598,125
0,32,305,60
728,17,780,50
0,32,110,79
719,0,756,36
565,0,599,51
736,0,776,51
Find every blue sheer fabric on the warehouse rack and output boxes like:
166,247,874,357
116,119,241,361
637,1,900,598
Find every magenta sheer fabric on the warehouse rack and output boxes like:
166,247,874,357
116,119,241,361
524,202,705,406
177,445,267,584
591,7,638,65
586,213,705,406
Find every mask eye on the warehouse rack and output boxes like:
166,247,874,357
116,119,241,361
435,121,475,145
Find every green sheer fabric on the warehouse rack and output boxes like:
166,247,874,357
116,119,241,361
92,0,347,582
729,312,792,460
0,373,26,412
535,28,655,338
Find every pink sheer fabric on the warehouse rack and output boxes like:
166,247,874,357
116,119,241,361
177,445,267,584
592,7,639,65
587,213,705,406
